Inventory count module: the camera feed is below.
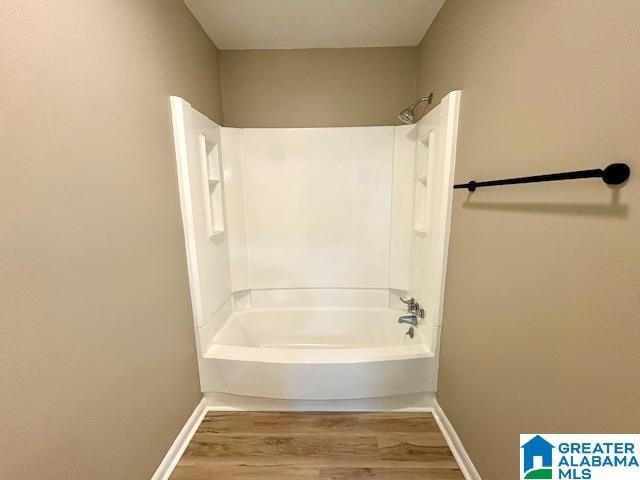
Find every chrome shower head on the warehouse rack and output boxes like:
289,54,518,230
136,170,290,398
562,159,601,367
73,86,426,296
397,93,434,125
398,108,414,125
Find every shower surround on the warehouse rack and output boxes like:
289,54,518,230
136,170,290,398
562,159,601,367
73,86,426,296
170,91,460,404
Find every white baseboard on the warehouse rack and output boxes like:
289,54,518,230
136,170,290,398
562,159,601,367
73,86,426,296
150,397,207,480
432,399,481,480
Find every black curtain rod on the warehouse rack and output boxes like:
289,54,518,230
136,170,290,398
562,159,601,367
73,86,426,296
454,163,630,192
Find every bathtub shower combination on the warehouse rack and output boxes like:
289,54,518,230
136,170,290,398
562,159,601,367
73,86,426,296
170,91,461,403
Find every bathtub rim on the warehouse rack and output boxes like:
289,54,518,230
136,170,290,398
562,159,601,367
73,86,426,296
204,342,434,364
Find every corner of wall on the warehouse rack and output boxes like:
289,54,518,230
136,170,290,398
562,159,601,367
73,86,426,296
215,46,226,126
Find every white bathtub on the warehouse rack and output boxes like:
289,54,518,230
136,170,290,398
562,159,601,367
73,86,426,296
198,308,438,400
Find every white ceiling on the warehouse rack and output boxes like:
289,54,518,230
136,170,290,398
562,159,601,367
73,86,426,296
183,0,446,50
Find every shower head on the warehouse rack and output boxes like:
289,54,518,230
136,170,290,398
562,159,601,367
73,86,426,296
397,93,434,125
398,108,414,125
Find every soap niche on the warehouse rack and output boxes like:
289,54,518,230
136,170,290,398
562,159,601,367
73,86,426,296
413,130,434,234
201,136,224,238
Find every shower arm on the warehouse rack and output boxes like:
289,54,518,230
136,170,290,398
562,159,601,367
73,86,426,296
410,93,434,110
398,93,434,124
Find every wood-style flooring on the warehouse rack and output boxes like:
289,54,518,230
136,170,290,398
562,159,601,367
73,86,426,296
170,412,464,479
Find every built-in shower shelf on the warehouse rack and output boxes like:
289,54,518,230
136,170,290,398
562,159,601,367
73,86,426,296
202,136,225,238
413,130,434,235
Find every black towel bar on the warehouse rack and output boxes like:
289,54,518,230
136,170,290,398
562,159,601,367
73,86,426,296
453,163,630,192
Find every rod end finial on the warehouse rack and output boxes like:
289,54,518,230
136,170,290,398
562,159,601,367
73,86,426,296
603,163,630,185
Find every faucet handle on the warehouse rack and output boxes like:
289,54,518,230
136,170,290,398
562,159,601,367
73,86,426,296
408,301,421,313
399,296,416,307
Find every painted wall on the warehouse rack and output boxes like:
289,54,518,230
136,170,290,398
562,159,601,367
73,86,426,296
416,1,640,479
0,1,222,479
219,47,418,127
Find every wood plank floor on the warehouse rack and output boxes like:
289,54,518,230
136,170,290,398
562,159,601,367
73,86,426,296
170,412,464,480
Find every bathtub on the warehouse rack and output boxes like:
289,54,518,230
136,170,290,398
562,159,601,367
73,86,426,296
198,308,438,400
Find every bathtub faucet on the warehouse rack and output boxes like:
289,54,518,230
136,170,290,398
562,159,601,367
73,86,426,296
398,315,419,326
398,305,424,326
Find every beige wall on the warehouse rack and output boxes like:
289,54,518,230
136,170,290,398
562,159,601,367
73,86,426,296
220,47,418,127
0,1,222,478
416,1,640,479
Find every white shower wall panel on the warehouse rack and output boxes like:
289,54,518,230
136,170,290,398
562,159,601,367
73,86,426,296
388,125,415,292
171,99,232,329
219,127,250,292
242,127,394,290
